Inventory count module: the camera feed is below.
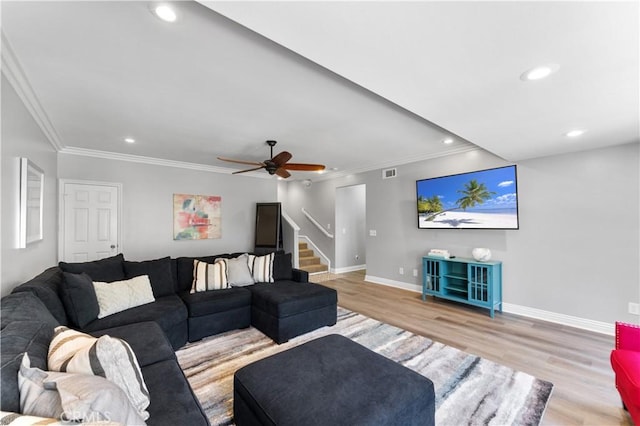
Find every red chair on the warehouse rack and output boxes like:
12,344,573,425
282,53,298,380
611,321,640,424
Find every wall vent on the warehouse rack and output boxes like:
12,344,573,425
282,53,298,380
382,168,397,179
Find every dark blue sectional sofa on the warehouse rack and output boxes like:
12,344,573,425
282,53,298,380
1,251,336,426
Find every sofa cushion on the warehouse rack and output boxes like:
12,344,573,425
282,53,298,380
48,327,150,421
612,349,640,389
142,360,209,426
175,256,218,293
59,253,125,283
1,292,59,330
10,267,68,325
80,294,187,337
93,275,155,319
124,257,175,298
224,254,254,287
1,321,53,413
273,252,293,281
19,353,145,425
89,322,176,368
60,272,99,328
248,253,274,283
192,259,228,292
249,281,338,318
181,287,251,318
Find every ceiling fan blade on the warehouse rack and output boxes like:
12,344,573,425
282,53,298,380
217,157,265,167
232,165,266,174
283,163,326,172
275,168,291,179
271,151,292,167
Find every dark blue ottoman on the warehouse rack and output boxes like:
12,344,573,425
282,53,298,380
247,281,337,344
233,334,435,426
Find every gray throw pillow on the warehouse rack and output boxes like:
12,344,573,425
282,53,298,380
18,353,145,425
225,254,255,287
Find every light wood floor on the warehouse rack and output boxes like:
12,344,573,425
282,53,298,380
318,270,631,426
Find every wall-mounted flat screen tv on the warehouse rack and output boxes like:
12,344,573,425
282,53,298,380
416,165,519,230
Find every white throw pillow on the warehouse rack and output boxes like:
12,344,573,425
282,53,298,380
18,353,144,425
93,275,155,318
48,326,150,421
0,411,68,425
191,259,228,293
248,253,275,283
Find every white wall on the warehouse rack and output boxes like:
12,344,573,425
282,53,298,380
335,184,366,271
1,75,58,296
284,143,640,328
57,155,278,261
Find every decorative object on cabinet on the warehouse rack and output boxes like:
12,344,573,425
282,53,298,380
422,255,502,317
471,247,492,261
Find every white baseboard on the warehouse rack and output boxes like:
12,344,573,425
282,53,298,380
502,303,614,335
364,275,422,293
364,275,614,336
332,265,366,274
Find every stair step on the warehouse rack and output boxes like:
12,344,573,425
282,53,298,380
299,249,314,257
298,241,328,274
299,256,321,267
301,264,329,273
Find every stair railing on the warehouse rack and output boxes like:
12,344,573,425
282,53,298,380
281,210,300,268
301,208,334,239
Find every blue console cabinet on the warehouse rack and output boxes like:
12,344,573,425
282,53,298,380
422,255,502,317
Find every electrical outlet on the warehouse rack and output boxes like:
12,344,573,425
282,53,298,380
369,230,377,237
413,269,418,277
399,267,404,275
629,302,640,315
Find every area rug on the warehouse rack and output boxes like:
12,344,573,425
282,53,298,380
176,308,553,426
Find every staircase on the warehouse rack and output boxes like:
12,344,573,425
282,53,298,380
298,242,328,274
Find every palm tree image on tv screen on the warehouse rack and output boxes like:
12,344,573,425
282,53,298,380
416,165,519,229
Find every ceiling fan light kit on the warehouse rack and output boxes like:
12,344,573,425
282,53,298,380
218,140,326,179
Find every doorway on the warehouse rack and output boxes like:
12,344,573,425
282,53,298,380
334,184,366,273
58,180,122,262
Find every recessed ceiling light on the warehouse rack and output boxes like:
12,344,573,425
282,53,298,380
520,64,560,81
442,138,454,145
124,138,135,144
153,4,177,23
565,129,586,138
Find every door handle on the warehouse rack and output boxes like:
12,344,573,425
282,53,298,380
110,245,116,249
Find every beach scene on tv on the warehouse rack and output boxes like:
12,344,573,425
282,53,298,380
417,166,519,229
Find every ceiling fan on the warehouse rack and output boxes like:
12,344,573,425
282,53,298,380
217,140,326,179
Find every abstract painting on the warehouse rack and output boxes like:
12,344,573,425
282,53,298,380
173,194,221,240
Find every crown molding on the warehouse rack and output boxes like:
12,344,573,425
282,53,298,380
1,32,64,151
59,146,273,178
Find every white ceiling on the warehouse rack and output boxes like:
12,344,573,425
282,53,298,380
2,1,638,180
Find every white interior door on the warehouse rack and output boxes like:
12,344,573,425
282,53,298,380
59,180,121,262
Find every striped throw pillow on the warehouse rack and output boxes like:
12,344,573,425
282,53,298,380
47,326,150,421
192,259,228,293
0,411,72,425
248,253,275,283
